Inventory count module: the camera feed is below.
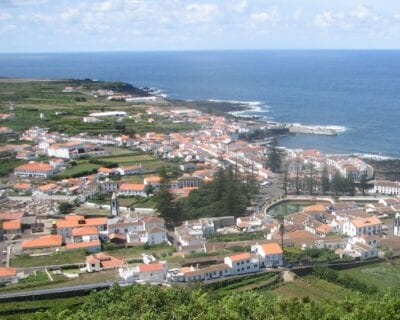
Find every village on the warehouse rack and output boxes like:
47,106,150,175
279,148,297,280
0,82,399,292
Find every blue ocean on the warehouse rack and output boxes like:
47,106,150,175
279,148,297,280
0,50,399,157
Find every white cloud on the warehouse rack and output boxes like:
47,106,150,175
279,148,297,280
250,8,279,25
314,5,381,29
233,0,248,13
0,12,11,20
185,3,220,24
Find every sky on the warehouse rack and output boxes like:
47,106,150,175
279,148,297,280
1,0,400,52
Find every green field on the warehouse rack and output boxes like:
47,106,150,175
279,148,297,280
273,275,354,301
338,260,400,292
11,250,87,268
103,243,174,260
55,161,100,177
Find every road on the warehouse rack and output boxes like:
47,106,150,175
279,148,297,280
0,242,8,266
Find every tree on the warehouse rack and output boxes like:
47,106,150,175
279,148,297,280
321,166,330,195
145,184,155,197
360,172,368,196
305,163,316,195
294,157,301,195
282,163,289,195
331,171,345,195
154,167,181,225
266,139,282,173
59,202,73,214
345,175,356,196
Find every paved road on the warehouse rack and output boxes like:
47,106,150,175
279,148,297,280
0,243,8,266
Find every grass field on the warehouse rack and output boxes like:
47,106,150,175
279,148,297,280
272,275,354,301
338,260,400,292
11,250,87,268
103,243,174,260
55,161,100,177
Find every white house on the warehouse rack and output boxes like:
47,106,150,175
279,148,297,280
14,162,54,179
0,267,20,284
86,253,125,272
374,180,400,195
118,184,146,197
342,216,382,237
252,242,283,267
224,252,259,276
119,262,167,283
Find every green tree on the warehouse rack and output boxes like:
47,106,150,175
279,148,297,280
59,202,73,214
359,172,368,196
321,166,330,195
266,139,282,173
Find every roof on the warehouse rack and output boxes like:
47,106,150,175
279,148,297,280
303,204,327,213
98,167,115,174
66,240,101,250
0,212,24,221
138,263,165,272
37,183,58,191
144,176,161,182
119,183,145,191
56,217,107,229
15,162,53,172
351,216,382,228
147,225,166,234
181,264,229,276
72,226,98,236
86,253,125,268
14,183,31,190
22,234,62,249
259,242,283,255
227,252,251,262
0,267,17,278
3,219,21,230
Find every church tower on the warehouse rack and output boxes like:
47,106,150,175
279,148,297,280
394,213,400,236
111,192,120,216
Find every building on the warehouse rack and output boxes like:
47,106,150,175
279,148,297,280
86,253,125,272
65,240,101,253
168,264,231,282
48,141,105,159
119,262,168,283
3,219,21,236
0,267,19,284
21,234,63,252
252,243,283,267
71,226,99,243
118,184,146,197
224,252,260,276
15,162,54,178
342,216,383,237
374,180,400,195
115,165,145,176
55,215,107,240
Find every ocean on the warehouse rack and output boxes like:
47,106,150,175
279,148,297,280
0,50,399,157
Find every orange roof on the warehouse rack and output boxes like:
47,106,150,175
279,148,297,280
72,226,98,236
98,167,114,173
0,267,16,277
144,176,161,182
138,263,164,272
122,165,141,170
227,252,251,262
3,219,21,230
351,216,382,228
0,212,24,221
37,183,58,191
22,235,62,249
14,183,31,190
259,243,283,255
86,253,125,268
119,183,145,191
15,162,53,172
56,217,107,229
303,204,327,213
66,240,101,250
65,215,84,220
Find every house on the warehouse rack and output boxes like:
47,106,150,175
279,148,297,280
374,180,400,195
146,225,167,245
342,216,383,237
115,165,145,176
168,264,231,282
55,215,107,240
252,242,283,267
65,240,101,253
118,184,146,197
119,262,168,282
0,267,18,284
15,162,54,178
86,252,125,272
48,141,106,159
21,234,63,252
36,183,58,195
143,176,161,188
224,252,260,275
14,182,32,193
71,226,99,243
3,219,21,236
337,241,378,260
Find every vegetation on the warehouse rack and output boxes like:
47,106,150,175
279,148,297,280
11,250,87,268
179,166,258,220
28,284,400,319
266,139,282,173
284,247,341,263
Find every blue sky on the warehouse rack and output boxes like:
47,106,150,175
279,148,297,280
1,0,400,52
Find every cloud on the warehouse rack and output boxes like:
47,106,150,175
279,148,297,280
184,3,220,24
0,12,11,20
233,0,248,13
250,8,279,25
314,4,381,29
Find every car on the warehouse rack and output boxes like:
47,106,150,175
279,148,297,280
260,181,271,187
1,250,7,255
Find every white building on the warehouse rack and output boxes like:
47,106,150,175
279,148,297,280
14,162,54,178
252,243,283,267
224,252,260,276
342,216,382,237
89,111,127,117
374,180,400,195
119,262,167,283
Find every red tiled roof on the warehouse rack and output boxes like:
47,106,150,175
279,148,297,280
138,263,164,272
259,242,283,255
66,240,101,250
15,162,53,172
3,219,21,230
22,235,62,249
0,267,16,277
227,252,251,262
72,226,98,236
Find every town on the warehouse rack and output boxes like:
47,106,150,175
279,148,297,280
0,79,399,297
